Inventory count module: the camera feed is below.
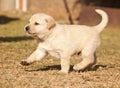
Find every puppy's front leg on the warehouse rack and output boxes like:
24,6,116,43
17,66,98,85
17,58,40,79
59,55,70,74
21,48,46,66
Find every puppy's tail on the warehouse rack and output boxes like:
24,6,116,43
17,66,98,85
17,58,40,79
93,9,108,33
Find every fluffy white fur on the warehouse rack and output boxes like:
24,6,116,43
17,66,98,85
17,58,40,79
21,9,108,74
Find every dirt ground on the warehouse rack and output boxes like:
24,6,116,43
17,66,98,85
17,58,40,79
0,1,120,88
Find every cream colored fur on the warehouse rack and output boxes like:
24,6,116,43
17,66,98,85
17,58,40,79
21,9,108,74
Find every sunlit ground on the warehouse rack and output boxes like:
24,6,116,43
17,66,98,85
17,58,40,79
0,13,120,88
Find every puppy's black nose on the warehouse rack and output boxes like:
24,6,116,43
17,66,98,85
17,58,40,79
25,26,30,31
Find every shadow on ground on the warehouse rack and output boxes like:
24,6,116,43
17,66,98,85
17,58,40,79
25,65,73,72
0,15,19,24
91,64,107,71
25,64,107,72
0,36,33,42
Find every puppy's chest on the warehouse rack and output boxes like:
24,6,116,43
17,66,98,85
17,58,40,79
48,50,60,59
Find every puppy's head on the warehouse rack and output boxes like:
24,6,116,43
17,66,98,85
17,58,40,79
24,13,56,39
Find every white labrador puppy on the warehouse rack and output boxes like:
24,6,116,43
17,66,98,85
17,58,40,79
21,9,108,74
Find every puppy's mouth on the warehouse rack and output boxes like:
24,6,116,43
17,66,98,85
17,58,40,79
26,30,37,36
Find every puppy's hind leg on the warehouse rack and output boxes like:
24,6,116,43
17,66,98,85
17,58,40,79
73,43,97,71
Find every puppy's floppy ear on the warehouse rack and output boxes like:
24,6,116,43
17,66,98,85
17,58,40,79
45,17,56,30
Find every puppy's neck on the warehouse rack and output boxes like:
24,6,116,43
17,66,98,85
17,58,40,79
37,38,44,43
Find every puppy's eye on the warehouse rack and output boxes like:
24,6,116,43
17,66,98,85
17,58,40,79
35,22,40,25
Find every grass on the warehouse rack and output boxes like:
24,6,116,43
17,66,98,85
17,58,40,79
0,13,120,88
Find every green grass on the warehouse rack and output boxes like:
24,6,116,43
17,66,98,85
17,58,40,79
0,13,120,88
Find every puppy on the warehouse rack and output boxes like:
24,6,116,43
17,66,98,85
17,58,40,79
21,9,108,74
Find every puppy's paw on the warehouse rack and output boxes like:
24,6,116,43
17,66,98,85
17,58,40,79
58,70,68,75
73,64,85,71
20,60,31,66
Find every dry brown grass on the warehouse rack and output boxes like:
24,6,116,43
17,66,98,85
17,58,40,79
0,5,120,88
